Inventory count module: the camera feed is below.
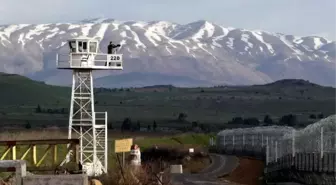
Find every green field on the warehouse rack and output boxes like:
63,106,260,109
0,72,335,129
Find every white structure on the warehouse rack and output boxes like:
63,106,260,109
56,36,123,176
129,144,141,166
170,165,183,174
216,116,336,165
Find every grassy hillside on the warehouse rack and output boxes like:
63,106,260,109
0,73,335,128
0,73,69,104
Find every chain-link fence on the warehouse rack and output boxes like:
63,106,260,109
214,126,336,165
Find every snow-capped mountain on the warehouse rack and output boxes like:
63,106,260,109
0,18,335,87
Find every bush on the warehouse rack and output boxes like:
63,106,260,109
243,117,260,126
228,117,244,125
309,114,316,119
121,118,132,131
177,113,188,122
279,114,297,126
97,164,171,185
263,115,273,125
25,121,32,129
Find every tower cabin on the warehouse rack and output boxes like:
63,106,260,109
56,36,123,70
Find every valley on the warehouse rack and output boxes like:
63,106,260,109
0,72,334,130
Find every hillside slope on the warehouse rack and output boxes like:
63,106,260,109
0,72,69,105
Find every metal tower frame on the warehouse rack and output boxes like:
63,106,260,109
68,70,106,175
57,36,123,176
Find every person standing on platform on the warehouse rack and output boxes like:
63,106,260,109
107,41,121,54
107,42,113,54
107,42,121,66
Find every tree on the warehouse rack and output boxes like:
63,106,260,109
317,113,324,119
153,121,157,131
61,108,65,114
199,124,208,132
25,121,32,129
263,115,273,125
178,113,188,122
228,117,244,125
121,118,132,131
136,121,141,131
191,121,198,128
35,104,42,113
279,114,297,126
147,125,151,131
47,109,54,114
107,122,113,129
244,117,260,126
309,114,316,119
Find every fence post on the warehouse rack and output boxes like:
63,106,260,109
292,130,295,166
233,135,235,147
243,134,245,146
224,135,226,146
275,141,278,162
252,135,254,146
262,134,264,146
266,136,269,165
292,130,295,158
320,127,324,159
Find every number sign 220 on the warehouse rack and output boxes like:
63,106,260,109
110,55,121,61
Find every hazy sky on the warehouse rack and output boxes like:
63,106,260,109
0,0,335,40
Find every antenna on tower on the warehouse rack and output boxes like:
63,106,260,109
56,36,123,176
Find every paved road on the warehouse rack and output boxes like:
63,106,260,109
171,154,239,185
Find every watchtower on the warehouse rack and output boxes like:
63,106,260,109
56,36,123,176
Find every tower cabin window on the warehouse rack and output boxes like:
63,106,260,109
69,41,76,52
89,42,97,53
78,41,87,52
83,42,87,52
78,41,83,52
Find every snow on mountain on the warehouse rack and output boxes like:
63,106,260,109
0,18,335,87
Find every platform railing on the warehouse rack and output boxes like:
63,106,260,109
56,53,123,70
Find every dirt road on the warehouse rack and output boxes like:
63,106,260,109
171,154,239,185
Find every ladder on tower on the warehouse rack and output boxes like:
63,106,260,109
94,112,108,173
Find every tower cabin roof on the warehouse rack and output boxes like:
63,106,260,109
68,36,99,42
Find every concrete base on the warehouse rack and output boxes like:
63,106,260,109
170,165,183,174
23,174,88,185
0,160,26,185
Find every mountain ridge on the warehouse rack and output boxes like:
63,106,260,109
0,18,335,87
